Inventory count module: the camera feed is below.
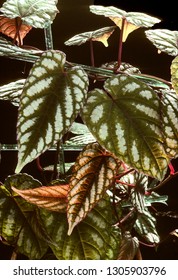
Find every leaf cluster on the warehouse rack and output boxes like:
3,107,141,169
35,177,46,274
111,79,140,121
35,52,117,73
0,1,177,260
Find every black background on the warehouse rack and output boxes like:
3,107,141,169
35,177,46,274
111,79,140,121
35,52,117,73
0,0,178,259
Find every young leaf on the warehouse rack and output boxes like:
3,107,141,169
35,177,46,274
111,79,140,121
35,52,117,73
82,74,169,180
0,15,32,45
118,231,139,260
15,50,89,173
67,142,120,235
90,5,160,41
0,78,25,106
65,26,116,47
171,56,178,95
0,174,48,259
134,209,160,244
145,29,178,56
40,197,121,260
0,0,59,29
12,184,69,212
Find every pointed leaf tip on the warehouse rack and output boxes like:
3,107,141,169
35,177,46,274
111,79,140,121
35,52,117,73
16,50,89,172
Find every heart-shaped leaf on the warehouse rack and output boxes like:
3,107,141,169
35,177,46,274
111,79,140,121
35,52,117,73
145,29,178,56
160,89,178,159
67,142,120,235
90,6,160,41
0,174,48,259
171,56,178,95
12,184,69,212
15,50,89,173
0,15,32,45
0,0,59,29
0,78,25,106
82,74,169,180
65,26,116,47
40,197,121,259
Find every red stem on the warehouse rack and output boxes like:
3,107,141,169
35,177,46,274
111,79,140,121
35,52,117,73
89,39,95,67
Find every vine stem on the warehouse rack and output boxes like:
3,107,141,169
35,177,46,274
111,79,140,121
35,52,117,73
44,25,54,50
117,17,126,70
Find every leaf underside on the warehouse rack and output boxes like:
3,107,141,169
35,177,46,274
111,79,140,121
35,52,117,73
0,0,59,29
145,29,178,56
67,142,120,235
82,74,170,180
15,50,89,173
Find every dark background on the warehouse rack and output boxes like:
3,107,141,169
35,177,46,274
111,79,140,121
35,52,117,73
0,0,178,259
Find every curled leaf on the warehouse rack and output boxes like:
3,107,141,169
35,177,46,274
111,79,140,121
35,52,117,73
0,78,25,106
12,185,69,212
0,15,32,45
90,5,160,41
145,29,178,56
65,26,116,47
0,0,59,29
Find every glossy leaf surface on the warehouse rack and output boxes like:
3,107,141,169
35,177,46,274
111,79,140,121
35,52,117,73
40,197,121,259
0,0,59,28
15,50,89,173
65,26,115,47
82,74,169,180
145,29,178,56
12,184,69,212
0,174,48,259
67,142,120,235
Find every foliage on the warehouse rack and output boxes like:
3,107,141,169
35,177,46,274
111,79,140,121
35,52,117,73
0,1,177,260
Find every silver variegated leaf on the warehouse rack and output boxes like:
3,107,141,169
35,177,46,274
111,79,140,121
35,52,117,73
0,0,59,28
145,29,178,56
0,79,25,106
67,142,119,235
134,209,160,244
15,50,89,173
82,74,169,180
160,89,178,158
90,6,160,27
65,26,115,47
171,56,178,95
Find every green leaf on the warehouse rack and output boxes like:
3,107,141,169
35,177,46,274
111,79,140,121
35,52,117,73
82,74,169,180
0,78,25,106
0,0,59,28
145,29,178,56
90,6,160,41
160,89,178,158
67,142,120,235
15,50,89,173
118,231,139,260
65,26,116,47
0,174,48,259
134,209,160,244
171,56,178,95
40,197,121,260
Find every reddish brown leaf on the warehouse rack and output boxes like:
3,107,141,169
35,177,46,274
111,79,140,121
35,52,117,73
12,185,69,212
0,16,32,45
